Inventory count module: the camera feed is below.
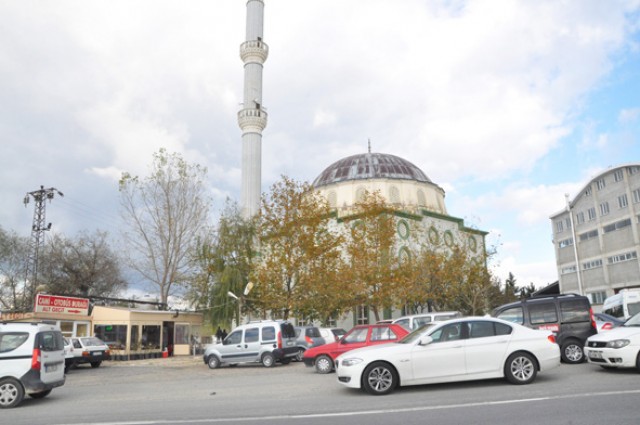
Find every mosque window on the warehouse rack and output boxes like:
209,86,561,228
356,187,366,203
428,226,440,245
398,246,411,263
417,189,426,206
397,220,410,239
389,186,400,204
328,191,337,208
468,236,478,252
444,230,454,247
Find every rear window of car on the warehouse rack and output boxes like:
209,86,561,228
81,337,105,347
38,331,64,352
0,332,29,353
529,302,558,325
279,323,296,338
560,299,590,323
305,327,321,338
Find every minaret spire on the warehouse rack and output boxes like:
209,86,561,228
239,0,268,218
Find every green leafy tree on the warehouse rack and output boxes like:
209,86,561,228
119,149,211,305
191,200,255,327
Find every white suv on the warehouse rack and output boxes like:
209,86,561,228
0,322,66,408
392,311,462,331
203,320,298,368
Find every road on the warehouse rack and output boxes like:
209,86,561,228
4,356,640,425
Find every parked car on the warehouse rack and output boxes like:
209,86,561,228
203,320,298,369
335,317,560,395
318,327,347,343
392,311,462,331
0,322,66,408
584,312,640,370
63,338,75,372
594,313,625,332
303,324,409,374
492,293,597,364
293,326,326,360
69,336,110,368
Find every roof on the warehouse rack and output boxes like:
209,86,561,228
312,152,431,188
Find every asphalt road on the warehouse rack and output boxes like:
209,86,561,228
4,356,640,425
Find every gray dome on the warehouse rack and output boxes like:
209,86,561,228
312,153,431,188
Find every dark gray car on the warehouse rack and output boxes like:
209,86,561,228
293,326,325,361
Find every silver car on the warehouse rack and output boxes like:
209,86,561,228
203,321,298,368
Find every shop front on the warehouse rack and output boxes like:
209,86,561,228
91,306,203,360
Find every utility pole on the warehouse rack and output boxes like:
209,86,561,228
23,185,63,310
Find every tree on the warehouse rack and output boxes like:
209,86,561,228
504,272,519,302
119,149,211,305
252,176,346,321
0,226,30,310
191,200,255,327
342,191,400,322
38,231,127,298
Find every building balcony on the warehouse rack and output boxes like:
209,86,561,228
240,40,269,64
238,108,268,133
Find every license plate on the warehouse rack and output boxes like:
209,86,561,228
91,351,103,356
46,363,59,372
589,351,603,359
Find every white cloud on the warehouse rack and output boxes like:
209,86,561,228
619,107,640,123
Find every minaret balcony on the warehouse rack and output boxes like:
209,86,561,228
238,108,268,132
240,40,269,64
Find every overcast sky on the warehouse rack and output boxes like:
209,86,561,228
1,0,639,294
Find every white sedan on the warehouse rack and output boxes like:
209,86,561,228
335,317,560,395
584,313,640,370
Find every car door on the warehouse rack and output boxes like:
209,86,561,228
410,322,467,383
464,320,511,375
217,329,250,363
329,327,369,358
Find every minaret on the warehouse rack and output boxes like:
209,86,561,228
239,0,268,218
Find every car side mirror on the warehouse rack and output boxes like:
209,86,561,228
419,335,433,346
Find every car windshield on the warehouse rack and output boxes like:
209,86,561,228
397,323,436,344
623,313,640,327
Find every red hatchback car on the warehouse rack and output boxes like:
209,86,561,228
302,324,409,373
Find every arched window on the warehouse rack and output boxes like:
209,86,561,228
389,186,400,204
417,189,426,206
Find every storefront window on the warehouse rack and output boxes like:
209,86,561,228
94,325,127,350
141,325,161,349
76,323,89,337
175,324,189,345
131,325,140,350
59,321,73,337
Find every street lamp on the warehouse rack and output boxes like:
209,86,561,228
227,291,241,327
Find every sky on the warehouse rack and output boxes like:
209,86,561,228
1,0,640,295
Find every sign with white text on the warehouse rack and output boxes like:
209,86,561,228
34,294,89,315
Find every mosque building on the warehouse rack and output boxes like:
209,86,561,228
239,0,488,327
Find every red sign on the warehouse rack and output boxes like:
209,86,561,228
34,294,89,315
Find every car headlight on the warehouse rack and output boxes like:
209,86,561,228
606,339,630,349
340,358,363,367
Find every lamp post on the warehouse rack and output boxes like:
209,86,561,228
227,291,241,327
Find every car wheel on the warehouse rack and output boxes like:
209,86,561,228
90,361,102,368
261,352,275,368
636,351,640,373
207,355,221,369
0,377,25,409
362,362,398,395
295,348,305,362
561,340,584,364
315,355,334,374
504,352,537,385
29,390,52,399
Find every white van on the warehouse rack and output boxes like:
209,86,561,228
392,311,462,331
0,322,66,408
602,290,640,320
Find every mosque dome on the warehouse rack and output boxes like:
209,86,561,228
312,152,431,188
312,152,447,215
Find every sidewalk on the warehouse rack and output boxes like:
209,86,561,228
107,354,203,368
